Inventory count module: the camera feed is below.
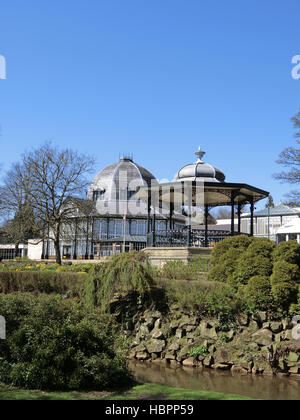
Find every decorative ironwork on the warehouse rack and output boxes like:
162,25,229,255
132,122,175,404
147,228,245,248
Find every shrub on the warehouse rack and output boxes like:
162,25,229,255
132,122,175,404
245,237,275,259
208,248,244,283
243,276,272,312
0,295,132,391
210,235,253,267
204,283,240,323
272,241,300,266
270,261,300,311
233,254,273,285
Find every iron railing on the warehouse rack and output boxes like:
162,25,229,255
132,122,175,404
147,228,243,248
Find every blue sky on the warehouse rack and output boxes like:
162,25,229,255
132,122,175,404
0,0,300,208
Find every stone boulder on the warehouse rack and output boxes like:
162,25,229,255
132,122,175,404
145,339,166,354
252,329,273,347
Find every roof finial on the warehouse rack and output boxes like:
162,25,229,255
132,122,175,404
195,146,206,163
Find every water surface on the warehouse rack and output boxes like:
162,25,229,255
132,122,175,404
129,360,300,400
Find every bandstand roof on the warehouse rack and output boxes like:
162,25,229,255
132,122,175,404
135,181,269,208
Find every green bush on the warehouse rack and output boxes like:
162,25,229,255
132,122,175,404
272,240,300,266
204,283,240,323
210,235,253,267
270,261,300,311
208,248,244,283
245,237,275,259
243,276,272,312
0,294,132,391
233,254,273,286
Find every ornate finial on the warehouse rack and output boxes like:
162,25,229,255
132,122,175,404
195,146,206,163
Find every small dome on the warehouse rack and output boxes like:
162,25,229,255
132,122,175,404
174,147,226,183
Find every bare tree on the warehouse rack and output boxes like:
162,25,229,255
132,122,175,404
12,143,95,264
274,110,300,205
0,163,37,257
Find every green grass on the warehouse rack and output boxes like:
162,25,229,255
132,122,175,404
0,383,252,401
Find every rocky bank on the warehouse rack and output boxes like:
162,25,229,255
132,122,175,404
114,298,300,377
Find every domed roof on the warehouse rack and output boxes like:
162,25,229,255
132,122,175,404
174,147,226,183
87,156,158,216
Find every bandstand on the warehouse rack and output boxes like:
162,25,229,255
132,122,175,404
135,147,269,250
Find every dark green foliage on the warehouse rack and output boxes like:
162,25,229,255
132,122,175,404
0,271,86,296
233,255,273,285
208,248,244,283
272,240,300,266
0,294,131,391
210,235,253,267
270,261,300,310
243,276,272,312
204,283,240,323
245,237,275,259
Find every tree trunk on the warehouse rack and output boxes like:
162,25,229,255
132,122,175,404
14,243,19,259
54,239,62,265
54,223,62,265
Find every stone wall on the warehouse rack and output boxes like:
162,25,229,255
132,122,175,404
142,247,212,267
124,306,300,377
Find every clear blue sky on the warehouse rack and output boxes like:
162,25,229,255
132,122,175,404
0,0,300,208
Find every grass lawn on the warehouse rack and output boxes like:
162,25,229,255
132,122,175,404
0,382,252,400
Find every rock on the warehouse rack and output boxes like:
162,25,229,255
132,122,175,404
175,329,185,339
203,356,214,368
139,324,150,336
278,358,287,372
252,329,273,347
213,363,232,371
290,366,300,374
200,323,218,340
177,345,194,362
237,314,249,327
227,330,235,342
154,319,162,329
136,352,150,360
254,311,268,324
182,357,197,367
168,342,180,352
152,330,165,340
144,318,155,330
165,353,176,360
144,310,162,320
186,325,196,333
208,345,216,353
231,366,248,375
248,342,260,352
145,339,166,354
270,322,283,334
214,349,234,366
282,318,293,331
287,352,299,363
134,343,147,353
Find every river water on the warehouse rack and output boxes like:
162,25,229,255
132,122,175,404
128,360,300,400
